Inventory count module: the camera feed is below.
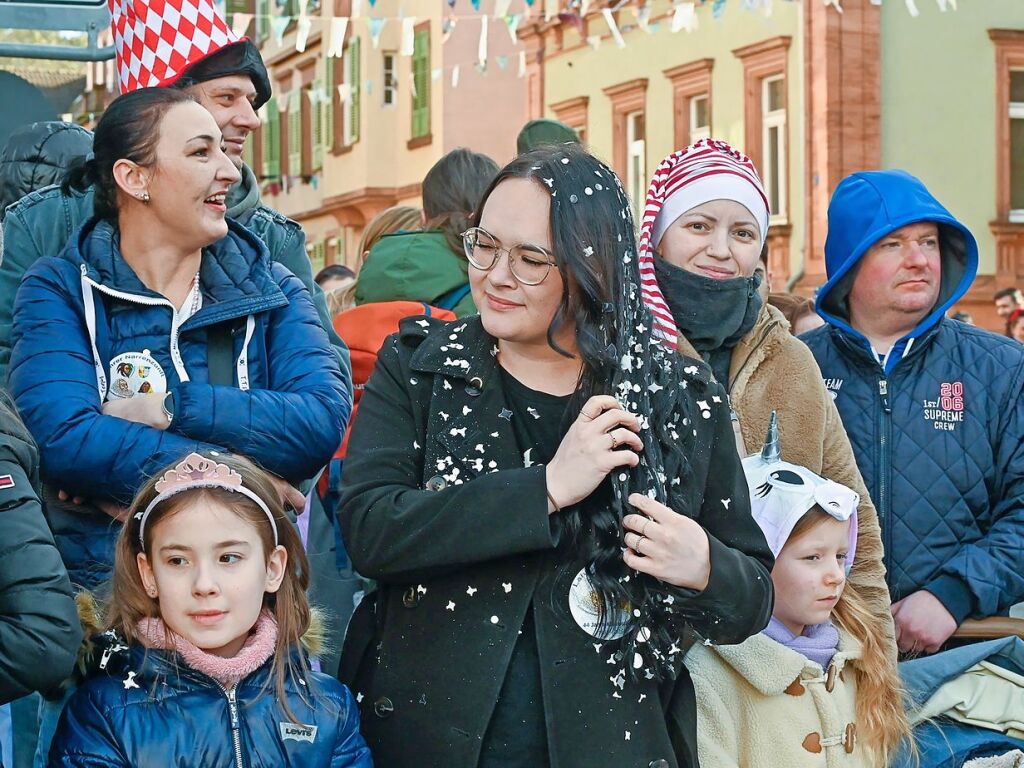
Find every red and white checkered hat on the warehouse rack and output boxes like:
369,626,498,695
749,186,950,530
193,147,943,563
108,0,241,94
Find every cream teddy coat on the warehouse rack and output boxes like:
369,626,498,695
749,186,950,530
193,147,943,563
686,629,876,768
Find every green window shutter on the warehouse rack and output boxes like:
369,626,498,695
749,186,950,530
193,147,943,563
411,29,430,139
263,96,280,178
288,92,302,175
350,37,361,143
312,79,324,171
324,59,335,151
255,0,269,42
309,241,326,274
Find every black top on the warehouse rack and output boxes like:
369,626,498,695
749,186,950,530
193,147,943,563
477,367,570,768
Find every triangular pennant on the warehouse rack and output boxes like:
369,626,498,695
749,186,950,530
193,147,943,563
367,0,376,5
825,0,844,13
671,2,697,32
443,16,457,43
295,15,312,52
478,15,489,67
447,0,456,7
905,0,919,15
635,4,652,32
337,83,352,104
586,34,601,50
602,9,625,48
496,54,509,70
368,17,387,49
231,12,253,37
505,14,522,43
518,49,526,78
328,17,349,57
352,0,363,18
471,0,480,10
270,16,290,46
452,65,461,88
494,0,513,18
712,0,727,19
401,16,417,55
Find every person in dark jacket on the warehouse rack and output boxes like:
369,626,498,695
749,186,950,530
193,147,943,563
0,10,351,390
0,393,81,705
49,452,371,768
0,122,92,222
8,88,348,590
803,169,1024,654
337,145,773,768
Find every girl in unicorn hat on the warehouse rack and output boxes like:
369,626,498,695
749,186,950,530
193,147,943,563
685,416,910,767
48,451,371,768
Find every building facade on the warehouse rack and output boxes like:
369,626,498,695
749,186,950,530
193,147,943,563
522,0,1024,330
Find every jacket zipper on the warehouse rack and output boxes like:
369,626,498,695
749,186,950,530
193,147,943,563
218,682,246,768
877,378,893,579
82,270,192,385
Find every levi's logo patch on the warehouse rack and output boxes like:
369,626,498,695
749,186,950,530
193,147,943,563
0,474,14,490
279,722,318,744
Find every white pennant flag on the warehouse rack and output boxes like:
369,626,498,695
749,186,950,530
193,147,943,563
337,83,352,104
586,34,601,50
518,50,526,78
905,0,919,15
478,15,489,68
401,17,417,56
409,72,416,98
824,0,843,12
494,0,512,18
328,17,349,57
431,67,442,81
602,9,625,48
351,0,363,19
295,15,313,52
231,12,253,37
505,14,521,43
452,65,461,88
671,3,697,33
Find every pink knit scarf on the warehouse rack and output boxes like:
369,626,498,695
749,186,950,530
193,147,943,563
136,610,278,686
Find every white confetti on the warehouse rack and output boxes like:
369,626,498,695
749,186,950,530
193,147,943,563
722,498,731,509
446,601,456,611
633,653,644,669
624,730,631,741
467,586,478,596
502,582,512,593
123,671,140,690
490,615,500,624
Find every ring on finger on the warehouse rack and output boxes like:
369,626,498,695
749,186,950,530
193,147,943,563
641,518,650,537
635,534,646,555
609,431,620,450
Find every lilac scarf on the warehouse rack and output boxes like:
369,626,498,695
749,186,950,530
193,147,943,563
762,616,840,669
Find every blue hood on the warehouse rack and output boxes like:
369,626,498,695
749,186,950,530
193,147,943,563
816,169,978,357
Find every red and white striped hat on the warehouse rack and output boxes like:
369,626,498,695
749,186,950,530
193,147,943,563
108,0,241,94
638,139,769,348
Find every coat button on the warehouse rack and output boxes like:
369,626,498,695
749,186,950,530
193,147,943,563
425,475,447,491
373,697,394,718
649,761,670,768
465,376,483,396
402,586,419,608
845,723,857,753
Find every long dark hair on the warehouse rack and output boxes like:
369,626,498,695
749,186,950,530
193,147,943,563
475,145,700,679
422,148,499,256
62,87,195,221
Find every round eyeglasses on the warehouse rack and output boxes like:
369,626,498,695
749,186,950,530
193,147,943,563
461,227,557,286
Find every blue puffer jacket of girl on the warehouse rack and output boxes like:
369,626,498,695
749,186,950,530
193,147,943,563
8,217,350,587
49,630,373,767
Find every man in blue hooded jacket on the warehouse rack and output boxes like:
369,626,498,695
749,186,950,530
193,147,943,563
803,170,1024,654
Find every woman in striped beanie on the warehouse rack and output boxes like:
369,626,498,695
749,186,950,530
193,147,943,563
639,139,898,675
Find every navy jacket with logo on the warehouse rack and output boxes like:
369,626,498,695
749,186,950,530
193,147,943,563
49,632,372,767
802,169,1024,624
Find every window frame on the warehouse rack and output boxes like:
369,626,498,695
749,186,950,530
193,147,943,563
991,30,1024,223
663,58,713,151
626,110,646,220
761,74,787,222
408,22,432,149
549,95,589,143
602,77,648,212
382,51,398,107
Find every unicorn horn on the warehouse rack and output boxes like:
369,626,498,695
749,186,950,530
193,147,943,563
760,411,781,463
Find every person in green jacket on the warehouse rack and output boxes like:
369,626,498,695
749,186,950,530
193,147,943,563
355,148,499,317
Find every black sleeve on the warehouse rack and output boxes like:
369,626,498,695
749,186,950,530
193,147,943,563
339,339,558,584
0,458,83,703
667,385,775,645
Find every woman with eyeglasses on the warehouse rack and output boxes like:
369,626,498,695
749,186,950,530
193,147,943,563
336,144,774,768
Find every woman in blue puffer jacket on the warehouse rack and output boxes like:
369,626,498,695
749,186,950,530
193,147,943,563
8,87,349,589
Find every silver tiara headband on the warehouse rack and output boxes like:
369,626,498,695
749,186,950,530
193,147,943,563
136,452,279,546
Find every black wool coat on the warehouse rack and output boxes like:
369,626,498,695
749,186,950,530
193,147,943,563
337,316,774,768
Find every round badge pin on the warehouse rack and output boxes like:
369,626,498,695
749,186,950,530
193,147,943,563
568,568,630,641
106,350,167,401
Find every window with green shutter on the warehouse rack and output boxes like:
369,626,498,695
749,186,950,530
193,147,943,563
324,57,336,152
309,241,326,274
255,0,269,42
411,27,430,140
288,91,302,176
262,96,280,178
344,36,361,145
312,79,324,171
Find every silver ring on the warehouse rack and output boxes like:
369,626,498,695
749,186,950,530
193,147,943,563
636,534,646,555
641,519,650,537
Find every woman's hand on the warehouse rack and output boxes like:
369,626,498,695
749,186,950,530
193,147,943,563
102,393,169,430
623,493,711,591
544,395,643,512
268,474,306,511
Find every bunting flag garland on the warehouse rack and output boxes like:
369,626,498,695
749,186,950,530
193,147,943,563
443,16,457,43
351,0,362,18
711,0,727,19
270,15,289,45
505,13,522,43
635,3,652,32
327,16,348,57
478,15,489,67
494,0,512,18
337,83,352,103
295,14,312,52
471,0,480,10
496,54,509,70
825,0,843,13
367,0,376,6
671,2,697,33
587,34,601,50
451,64,460,87
905,0,919,15
518,49,526,77
368,16,386,48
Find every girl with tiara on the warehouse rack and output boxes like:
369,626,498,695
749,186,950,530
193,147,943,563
49,452,372,767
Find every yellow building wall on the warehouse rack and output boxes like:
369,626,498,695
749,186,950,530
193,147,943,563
541,0,805,281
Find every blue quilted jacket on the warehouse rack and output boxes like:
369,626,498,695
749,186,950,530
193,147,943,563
50,632,372,767
802,170,1024,623
8,217,350,587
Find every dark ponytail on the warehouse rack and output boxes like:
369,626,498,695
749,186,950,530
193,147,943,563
421,148,499,256
61,87,195,221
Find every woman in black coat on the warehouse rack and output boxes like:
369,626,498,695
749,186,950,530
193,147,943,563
337,145,774,768
0,392,81,705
